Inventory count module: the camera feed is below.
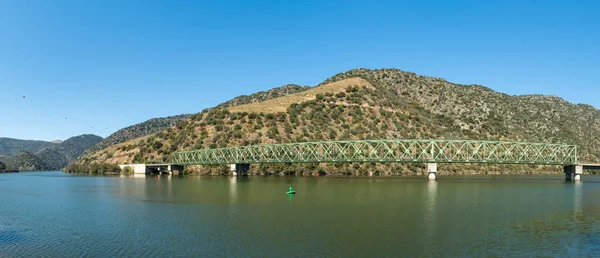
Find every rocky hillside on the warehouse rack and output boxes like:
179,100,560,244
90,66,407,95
74,67,600,176
81,114,192,156
321,68,600,161
77,84,312,163
0,134,102,171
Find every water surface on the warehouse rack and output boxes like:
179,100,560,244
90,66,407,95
1,172,599,257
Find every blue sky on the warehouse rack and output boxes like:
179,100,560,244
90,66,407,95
1,0,598,141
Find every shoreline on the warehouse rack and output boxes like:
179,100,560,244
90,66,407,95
59,170,597,176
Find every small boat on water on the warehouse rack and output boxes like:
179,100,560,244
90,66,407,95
287,186,296,195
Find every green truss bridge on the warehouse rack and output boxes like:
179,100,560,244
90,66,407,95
166,139,587,181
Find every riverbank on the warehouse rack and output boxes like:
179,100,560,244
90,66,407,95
61,169,597,176
61,162,598,176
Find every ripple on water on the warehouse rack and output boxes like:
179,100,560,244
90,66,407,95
468,205,600,257
0,230,27,245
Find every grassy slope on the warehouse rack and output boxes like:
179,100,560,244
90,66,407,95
228,78,372,113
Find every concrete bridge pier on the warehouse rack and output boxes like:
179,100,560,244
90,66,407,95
231,163,250,176
574,165,582,181
564,166,573,181
564,165,583,181
169,165,185,175
427,163,437,181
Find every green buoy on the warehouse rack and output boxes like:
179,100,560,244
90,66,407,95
286,186,296,195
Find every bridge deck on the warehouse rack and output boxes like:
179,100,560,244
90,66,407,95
580,163,600,170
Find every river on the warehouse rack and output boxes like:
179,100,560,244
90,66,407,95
1,171,599,257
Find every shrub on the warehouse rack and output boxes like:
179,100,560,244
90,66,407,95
122,166,133,174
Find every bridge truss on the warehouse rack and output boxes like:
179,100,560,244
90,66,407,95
172,139,577,166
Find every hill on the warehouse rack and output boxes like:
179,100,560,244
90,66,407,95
216,84,311,109
0,138,56,156
320,68,600,161
81,114,192,157
74,68,600,175
76,84,312,162
36,134,103,169
0,151,51,171
0,134,103,171
228,78,370,113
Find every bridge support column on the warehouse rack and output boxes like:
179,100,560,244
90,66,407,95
574,165,582,181
564,165,582,181
231,163,250,176
170,165,185,175
427,163,437,181
564,166,573,181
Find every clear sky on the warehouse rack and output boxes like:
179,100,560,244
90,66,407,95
1,0,598,141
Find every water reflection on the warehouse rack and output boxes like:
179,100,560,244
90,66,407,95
115,174,178,203
574,181,583,217
229,176,237,204
425,181,437,242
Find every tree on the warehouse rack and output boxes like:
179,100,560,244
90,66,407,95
0,162,5,172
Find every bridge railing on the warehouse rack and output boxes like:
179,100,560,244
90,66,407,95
171,139,577,166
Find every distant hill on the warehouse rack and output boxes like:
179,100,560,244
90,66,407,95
0,151,51,172
37,134,103,169
0,138,56,156
0,134,103,171
77,68,600,175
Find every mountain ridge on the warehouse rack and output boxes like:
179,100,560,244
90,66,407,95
0,134,103,171
0,138,55,156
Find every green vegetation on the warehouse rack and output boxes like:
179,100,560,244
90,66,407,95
77,68,600,175
81,115,191,156
0,151,51,171
63,163,122,174
0,161,6,172
122,166,133,174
